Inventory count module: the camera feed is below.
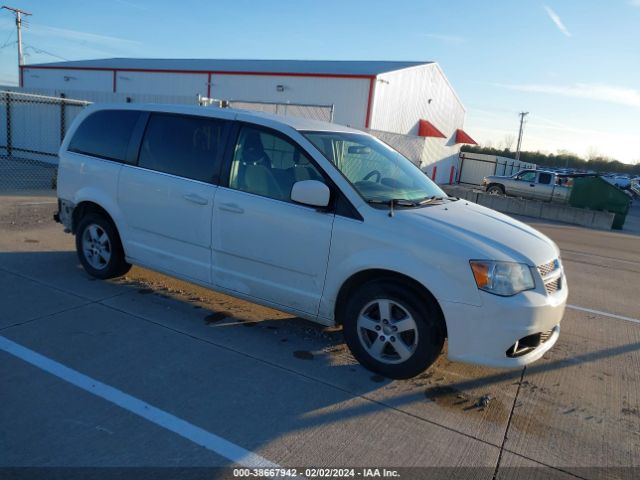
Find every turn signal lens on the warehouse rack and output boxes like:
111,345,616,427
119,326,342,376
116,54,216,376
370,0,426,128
470,261,491,288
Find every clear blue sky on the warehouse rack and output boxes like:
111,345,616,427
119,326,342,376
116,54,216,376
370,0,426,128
1,0,638,163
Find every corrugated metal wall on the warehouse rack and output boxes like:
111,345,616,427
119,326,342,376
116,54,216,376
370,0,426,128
458,153,536,186
22,70,371,129
210,74,369,128
370,64,465,184
116,71,208,96
22,68,113,91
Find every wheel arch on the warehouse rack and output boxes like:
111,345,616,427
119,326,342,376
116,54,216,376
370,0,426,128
486,183,505,193
72,201,118,234
334,268,447,337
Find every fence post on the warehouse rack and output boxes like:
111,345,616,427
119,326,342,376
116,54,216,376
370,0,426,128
458,154,465,183
5,92,12,157
60,93,66,144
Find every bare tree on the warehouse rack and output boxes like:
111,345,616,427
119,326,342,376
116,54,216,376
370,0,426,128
501,134,515,151
586,146,610,161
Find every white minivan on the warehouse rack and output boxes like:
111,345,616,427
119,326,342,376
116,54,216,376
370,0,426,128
55,104,567,378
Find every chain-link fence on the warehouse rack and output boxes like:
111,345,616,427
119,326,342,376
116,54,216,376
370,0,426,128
1,90,90,192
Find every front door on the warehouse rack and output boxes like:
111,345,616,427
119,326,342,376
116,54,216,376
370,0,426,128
212,124,334,315
513,170,537,197
118,112,230,283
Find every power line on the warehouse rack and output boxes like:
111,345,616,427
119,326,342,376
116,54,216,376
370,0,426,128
0,28,14,47
24,44,68,61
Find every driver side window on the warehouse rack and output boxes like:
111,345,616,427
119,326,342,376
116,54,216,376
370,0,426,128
228,126,323,202
516,171,536,182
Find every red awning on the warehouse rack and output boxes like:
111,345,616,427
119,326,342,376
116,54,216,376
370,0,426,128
418,119,446,138
455,129,477,145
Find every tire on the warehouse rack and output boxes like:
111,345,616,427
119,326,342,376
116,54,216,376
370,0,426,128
487,185,504,195
75,213,131,279
342,280,445,379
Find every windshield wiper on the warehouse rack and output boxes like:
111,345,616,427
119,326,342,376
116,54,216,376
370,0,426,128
415,195,444,205
366,198,419,217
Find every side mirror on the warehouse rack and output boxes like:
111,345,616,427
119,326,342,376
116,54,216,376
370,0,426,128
290,180,330,208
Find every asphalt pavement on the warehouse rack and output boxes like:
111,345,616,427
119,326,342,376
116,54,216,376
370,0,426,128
1,195,639,479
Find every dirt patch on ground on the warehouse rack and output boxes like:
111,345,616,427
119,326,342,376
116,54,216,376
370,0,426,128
0,195,58,230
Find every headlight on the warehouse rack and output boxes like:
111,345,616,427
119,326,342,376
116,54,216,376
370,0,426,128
469,260,535,296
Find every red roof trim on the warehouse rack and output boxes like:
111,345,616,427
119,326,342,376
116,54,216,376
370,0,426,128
418,119,446,138
22,65,374,79
455,128,477,145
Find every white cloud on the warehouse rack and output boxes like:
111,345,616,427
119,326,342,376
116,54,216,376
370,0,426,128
496,83,640,108
27,23,141,50
417,33,465,44
543,5,572,37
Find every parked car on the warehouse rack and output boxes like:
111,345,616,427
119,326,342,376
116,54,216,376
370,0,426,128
482,169,571,202
55,104,567,378
602,175,632,189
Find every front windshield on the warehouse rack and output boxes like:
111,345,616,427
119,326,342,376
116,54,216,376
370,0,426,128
302,131,446,203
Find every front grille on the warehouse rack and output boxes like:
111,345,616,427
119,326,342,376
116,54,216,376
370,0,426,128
537,259,558,277
539,329,554,343
544,277,561,295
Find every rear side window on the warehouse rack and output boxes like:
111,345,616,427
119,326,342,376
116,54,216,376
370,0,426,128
538,172,552,184
68,110,141,162
138,113,229,183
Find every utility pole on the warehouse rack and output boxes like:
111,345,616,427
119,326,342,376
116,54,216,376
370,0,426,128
1,5,32,84
515,111,529,161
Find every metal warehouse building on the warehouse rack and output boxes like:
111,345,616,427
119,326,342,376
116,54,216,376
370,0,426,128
18,59,476,183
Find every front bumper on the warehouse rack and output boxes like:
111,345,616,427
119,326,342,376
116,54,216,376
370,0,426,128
441,272,567,368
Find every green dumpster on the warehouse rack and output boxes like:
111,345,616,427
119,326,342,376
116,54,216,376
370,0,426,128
569,177,631,229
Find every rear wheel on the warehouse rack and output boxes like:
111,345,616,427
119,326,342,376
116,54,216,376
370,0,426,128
75,213,130,279
342,280,445,379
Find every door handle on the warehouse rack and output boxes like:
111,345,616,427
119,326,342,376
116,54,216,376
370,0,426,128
182,193,209,205
219,202,244,214
529,184,535,187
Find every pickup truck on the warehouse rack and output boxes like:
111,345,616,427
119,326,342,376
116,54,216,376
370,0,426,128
482,170,571,202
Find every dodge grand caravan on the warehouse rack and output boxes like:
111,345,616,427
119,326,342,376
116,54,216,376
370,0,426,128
55,104,567,379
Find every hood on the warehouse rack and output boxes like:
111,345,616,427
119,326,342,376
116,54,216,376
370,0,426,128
399,199,559,267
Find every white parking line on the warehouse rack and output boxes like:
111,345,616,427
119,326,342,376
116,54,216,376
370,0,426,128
567,304,640,325
0,335,278,468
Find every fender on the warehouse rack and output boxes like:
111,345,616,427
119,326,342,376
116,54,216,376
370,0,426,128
319,244,483,322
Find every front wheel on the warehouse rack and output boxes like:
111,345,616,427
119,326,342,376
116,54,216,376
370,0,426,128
487,185,504,195
75,213,131,279
342,280,445,379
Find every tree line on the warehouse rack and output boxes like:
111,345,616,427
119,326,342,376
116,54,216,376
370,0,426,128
460,145,640,176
